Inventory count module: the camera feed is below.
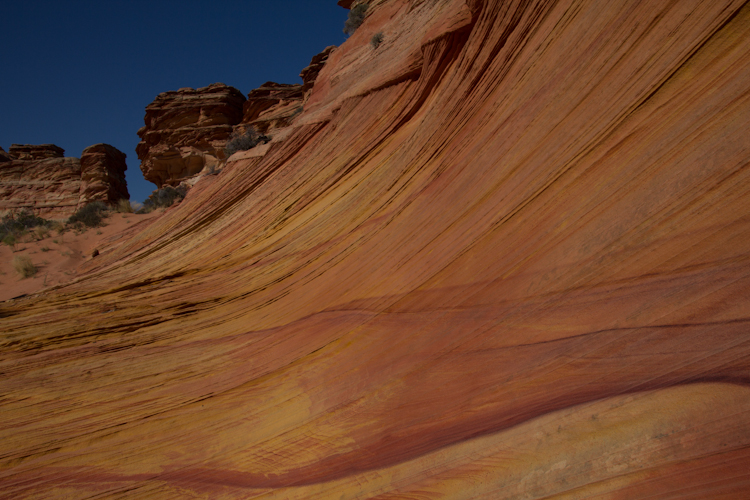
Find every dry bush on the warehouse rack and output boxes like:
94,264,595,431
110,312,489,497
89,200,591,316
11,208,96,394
115,199,133,213
371,32,384,48
224,128,271,158
33,226,50,240
12,255,37,278
344,3,368,35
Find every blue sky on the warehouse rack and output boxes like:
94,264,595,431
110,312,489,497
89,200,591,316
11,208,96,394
0,0,349,202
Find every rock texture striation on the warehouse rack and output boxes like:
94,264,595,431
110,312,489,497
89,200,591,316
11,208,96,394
3,0,750,498
0,143,128,218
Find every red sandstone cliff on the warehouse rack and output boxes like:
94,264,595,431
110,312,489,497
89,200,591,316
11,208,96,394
2,0,750,498
0,143,128,218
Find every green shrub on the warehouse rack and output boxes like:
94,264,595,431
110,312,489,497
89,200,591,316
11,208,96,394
344,3,368,35
224,128,271,158
68,201,109,228
2,234,16,249
12,255,36,278
371,32,384,49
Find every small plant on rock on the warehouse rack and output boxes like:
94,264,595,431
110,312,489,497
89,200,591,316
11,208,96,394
224,128,271,158
371,32,384,49
343,3,368,36
12,255,36,278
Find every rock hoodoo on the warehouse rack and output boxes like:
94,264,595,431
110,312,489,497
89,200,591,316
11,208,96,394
0,143,129,218
3,0,750,498
79,144,129,207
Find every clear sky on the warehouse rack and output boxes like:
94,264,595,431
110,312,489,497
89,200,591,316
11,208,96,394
0,0,349,203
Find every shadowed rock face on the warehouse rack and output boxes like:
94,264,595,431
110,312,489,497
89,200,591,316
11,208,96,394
2,0,750,498
0,143,128,218
79,144,129,206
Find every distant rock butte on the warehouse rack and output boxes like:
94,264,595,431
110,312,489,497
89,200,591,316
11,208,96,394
79,144,129,207
8,143,64,160
2,0,750,498
0,143,128,218
137,46,336,189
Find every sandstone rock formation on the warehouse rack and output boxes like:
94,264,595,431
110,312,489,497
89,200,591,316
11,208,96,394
136,83,246,188
138,48,338,188
0,146,12,163
2,0,750,498
0,143,128,218
240,81,305,135
8,143,65,160
79,144,129,206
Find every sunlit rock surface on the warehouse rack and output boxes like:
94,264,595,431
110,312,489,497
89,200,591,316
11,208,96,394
136,83,247,188
2,0,750,498
0,143,128,218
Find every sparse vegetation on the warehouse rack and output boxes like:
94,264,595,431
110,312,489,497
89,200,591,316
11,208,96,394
12,255,37,278
67,201,109,228
139,186,187,213
1,210,53,249
224,128,271,158
115,198,134,213
344,3,368,36
33,225,50,240
371,32,384,49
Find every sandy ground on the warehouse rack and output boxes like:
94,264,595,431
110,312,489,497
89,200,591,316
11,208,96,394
0,211,161,302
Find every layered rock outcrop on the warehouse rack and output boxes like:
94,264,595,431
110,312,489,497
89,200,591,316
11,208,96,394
137,47,337,188
136,83,246,188
79,144,129,206
3,0,750,498
0,143,128,218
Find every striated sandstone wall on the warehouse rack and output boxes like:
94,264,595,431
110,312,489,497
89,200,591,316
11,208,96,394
2,0,750,498
0,143,128,218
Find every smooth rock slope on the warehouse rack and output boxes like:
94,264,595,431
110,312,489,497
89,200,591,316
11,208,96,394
2,0,750,498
